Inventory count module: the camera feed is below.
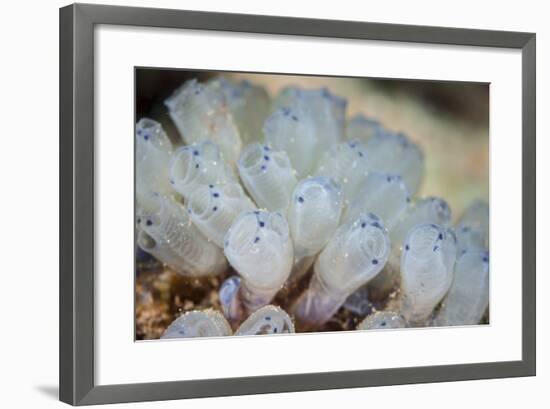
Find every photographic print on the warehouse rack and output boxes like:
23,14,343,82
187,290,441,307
134,69,489,340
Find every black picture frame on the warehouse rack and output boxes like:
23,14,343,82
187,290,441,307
59,3,536,405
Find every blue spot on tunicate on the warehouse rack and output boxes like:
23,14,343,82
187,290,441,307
438,233,443,240
209,184,213,188
430,224,438,229
137,129,142,135
483,255,489,263
195,164,200,169
144,135,149,141
349,142,357,148
261,165,267,171
137,218,141,224
358,151,364,157
387,176,392,183
170,179,174,185
213,193,220,198
193,150,199,156
273,328,278,333
298,196,304,203
146,220,152,226
212,206,218,212
282,107,291,116
372,221,382,229
433,245,439,252
254,211,260,214
462,226,470,232
361,222,366,228
263,145,270,151
265,316,271,321
407,197,411,203
264,155,270,161
372,259,378,265
254,236,260,243
259,221,265,228
405,244,410,251
292,115,298,121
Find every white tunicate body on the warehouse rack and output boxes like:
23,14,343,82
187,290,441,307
187,183,256,248
293,213,391,326
237,143,297,213
224,210,294,311
314,140,370,204
287,177,344,259
455,200,490,253
219,275,244,323
135,118,174,212
363,131,424,194
434,249,489,326
345,172,410,231
169,141,236,199
345,114,384,143
161,310,232,339
400,223,457,323
357,311,407,330
368,196,452,300
235,305,295,335
272,86,346,159
263,106,320,179
136,193,227,277
164,79,242,165
390,197,452,247
209,77,270,145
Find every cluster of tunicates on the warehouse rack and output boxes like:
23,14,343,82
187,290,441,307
136,77,489,339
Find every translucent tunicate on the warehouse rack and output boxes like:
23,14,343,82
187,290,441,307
356,311,407,330
135,118,174,212
400,223,457,323
293,213,391,327
187,183,255,247
287,177,344,260
164,79,242,165
345,172,410,231
263,106,320,179
161,310,232,339
345,114,384,143
314,140,370,204
363,131,424,194
209,77,270,145
455,200,490,253
235,305,295,335
237,143,297,213
272,86,346,158
224,210,293,312
219,275,244,323
368,196,452,300
391,197,452,247
137,193,227,277
434,249,489,326
169,141,236,199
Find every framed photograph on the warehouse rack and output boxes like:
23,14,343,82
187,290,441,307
59,3,536,405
